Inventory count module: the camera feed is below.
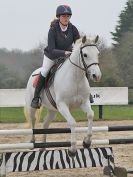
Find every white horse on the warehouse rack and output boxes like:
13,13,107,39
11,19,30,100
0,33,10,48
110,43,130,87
24,35,102,156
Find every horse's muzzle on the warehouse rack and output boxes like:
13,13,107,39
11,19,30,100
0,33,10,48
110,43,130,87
91,73,101,82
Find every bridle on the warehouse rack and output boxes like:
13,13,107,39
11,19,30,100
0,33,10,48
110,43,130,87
69,44,99,74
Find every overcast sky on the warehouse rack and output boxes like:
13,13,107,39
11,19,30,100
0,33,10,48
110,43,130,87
0,0,127,51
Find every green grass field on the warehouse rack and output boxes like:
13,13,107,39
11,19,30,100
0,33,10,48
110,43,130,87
0,105,133,123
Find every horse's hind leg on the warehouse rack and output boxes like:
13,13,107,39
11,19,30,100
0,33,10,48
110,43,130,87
80,101,94,148
29,108,38,143
42,109,57,143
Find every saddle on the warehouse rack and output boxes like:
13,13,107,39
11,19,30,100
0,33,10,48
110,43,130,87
46,57,66,88
33,56,69,109
33,57,66,89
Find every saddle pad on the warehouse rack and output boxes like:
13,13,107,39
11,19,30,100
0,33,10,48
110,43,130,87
33,75,39,88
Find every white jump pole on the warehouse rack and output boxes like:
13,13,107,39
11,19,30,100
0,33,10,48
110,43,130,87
0,125,133,135
0,138,133,150
0,127,107,135
0,140,104,150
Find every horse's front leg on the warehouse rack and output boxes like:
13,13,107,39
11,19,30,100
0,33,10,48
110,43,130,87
80,101,94,148
57,102,77,157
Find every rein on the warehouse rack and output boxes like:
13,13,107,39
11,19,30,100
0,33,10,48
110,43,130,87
69,44,99,73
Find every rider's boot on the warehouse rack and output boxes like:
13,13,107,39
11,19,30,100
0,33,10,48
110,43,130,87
90,94,94,103
31,73,45,109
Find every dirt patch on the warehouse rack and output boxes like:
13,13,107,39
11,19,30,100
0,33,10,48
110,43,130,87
0,120,133,177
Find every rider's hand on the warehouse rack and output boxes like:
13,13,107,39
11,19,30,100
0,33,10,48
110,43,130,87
65,51,72,56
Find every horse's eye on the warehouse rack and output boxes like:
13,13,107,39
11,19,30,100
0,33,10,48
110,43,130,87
83,53,87,57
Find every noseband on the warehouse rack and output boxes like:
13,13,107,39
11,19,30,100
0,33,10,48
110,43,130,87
69,44,99,74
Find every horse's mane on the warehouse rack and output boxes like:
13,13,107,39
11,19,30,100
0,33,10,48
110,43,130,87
73,35,96,52
77,36,96,44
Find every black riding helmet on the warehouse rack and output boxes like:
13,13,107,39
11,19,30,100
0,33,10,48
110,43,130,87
56,5,72,17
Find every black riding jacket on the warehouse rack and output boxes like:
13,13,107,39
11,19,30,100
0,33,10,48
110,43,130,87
44,21,80,60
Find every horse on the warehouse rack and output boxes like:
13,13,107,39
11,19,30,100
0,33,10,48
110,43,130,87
24,35,102,156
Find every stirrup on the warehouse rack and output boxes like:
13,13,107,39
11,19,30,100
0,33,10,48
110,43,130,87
31,97,42,109
90,94,94,103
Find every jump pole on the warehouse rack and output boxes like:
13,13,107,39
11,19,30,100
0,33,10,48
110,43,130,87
0,125,133,135
127,168,133,174
0,138,133,150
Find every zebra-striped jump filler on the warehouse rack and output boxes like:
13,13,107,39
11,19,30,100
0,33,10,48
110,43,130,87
0,125,133,135
0,147,114,177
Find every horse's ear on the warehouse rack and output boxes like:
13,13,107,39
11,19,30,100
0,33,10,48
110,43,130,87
82,35,87,43
94,35,99,43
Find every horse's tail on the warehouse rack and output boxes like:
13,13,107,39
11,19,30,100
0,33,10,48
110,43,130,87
24,106,31,128
24,68,42,128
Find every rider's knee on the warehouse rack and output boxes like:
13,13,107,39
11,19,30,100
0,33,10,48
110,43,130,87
41,68,48,77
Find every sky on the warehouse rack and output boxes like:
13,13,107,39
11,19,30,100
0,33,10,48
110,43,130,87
0,0,127,51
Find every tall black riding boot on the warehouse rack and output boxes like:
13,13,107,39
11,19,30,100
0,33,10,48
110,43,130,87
31,74,45,109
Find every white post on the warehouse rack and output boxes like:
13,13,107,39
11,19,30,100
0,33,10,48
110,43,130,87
0,153,6,177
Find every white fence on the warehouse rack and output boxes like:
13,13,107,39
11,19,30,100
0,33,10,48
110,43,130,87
0,89,25,107
0,87,128,107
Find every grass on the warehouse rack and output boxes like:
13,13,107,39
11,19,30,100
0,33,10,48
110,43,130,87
0,105,133,123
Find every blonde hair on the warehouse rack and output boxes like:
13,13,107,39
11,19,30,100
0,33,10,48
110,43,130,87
50,18,59,28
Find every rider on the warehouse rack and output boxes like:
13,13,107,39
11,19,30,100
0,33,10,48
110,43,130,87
31,5,80,109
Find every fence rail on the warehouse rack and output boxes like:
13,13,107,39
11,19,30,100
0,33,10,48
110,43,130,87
0,87,130,119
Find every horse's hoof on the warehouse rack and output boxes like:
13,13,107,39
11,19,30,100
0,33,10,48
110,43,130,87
83,140,91,148
68,148,77,158
30,139,35,143
83,136,91,148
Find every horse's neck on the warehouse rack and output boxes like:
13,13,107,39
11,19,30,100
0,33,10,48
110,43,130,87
72,46,84,70
63,46,85,82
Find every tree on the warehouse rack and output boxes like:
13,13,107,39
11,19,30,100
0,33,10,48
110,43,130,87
111,0,133,45
0,64,23,88
113,32,133,86
110,0,133,87
0,46,44,88
91,47,124,87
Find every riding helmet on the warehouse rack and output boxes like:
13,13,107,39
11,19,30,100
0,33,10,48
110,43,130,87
56,5,72,17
